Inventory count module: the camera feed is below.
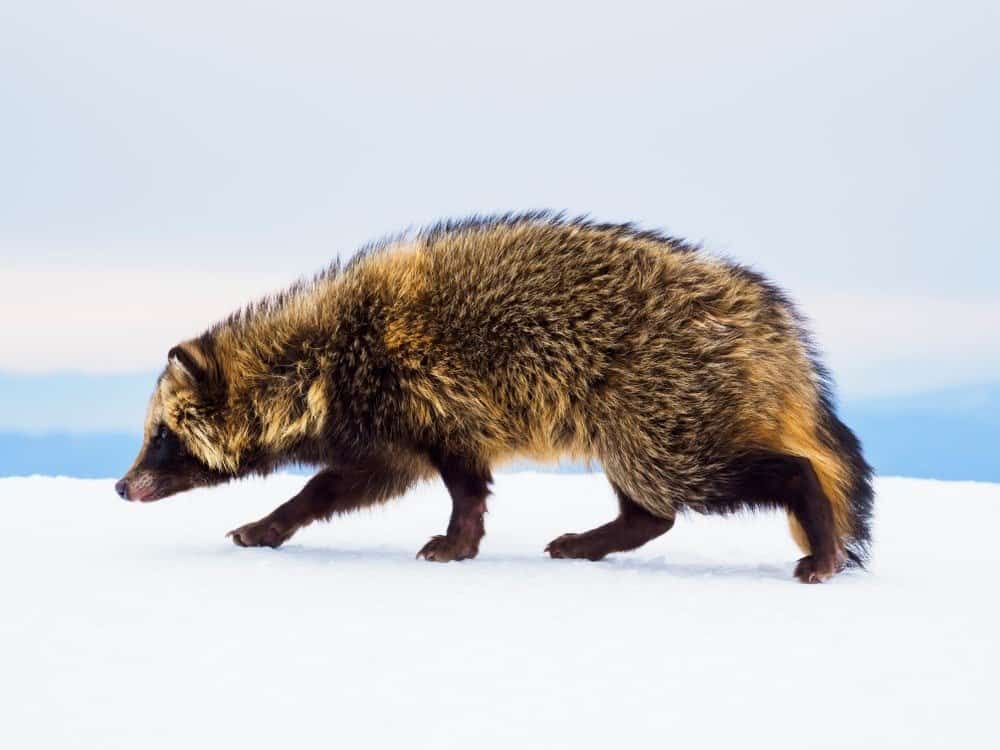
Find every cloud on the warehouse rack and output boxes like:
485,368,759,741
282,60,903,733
806,293,1000,397
0,268,300,373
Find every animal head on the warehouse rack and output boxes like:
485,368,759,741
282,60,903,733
116,339,242,502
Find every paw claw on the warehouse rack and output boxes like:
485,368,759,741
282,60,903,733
227,519,291,549
794,555,837,583
545,533,582,559
544,535,573,555
417,534,477,562
545,532,610,561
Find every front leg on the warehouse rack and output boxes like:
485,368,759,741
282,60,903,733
228,458,419,548
417,453,491,562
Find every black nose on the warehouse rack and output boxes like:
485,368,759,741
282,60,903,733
115,479,130,500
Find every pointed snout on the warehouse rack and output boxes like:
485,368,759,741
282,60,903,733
115,479,131,501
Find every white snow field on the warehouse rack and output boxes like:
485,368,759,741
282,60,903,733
1,473,997,749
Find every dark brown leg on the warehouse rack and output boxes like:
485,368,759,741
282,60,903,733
416,453,491,562
227,458,418,548
784,459,841,583
722,452,840,583
546,484,675,561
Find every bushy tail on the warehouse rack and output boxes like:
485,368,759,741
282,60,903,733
820,403,874,566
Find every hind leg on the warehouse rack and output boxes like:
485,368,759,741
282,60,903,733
727,452,840,583
546,483,675,561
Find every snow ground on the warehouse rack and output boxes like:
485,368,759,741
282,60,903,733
1,473,997,749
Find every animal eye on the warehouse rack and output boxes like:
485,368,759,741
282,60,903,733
156,425,168,442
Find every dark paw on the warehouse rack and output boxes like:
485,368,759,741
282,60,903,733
227,519,293,549
416,534,478,562
545,533,607,561
793,554,838,584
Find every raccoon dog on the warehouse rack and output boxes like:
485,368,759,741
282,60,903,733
117,212,873,582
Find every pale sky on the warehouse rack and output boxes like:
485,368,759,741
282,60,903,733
2,1,998,400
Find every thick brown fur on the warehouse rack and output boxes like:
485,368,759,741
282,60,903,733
118,212,873,582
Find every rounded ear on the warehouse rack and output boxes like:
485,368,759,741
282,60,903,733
168,344,206,383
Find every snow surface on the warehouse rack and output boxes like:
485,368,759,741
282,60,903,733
2,473,997,749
